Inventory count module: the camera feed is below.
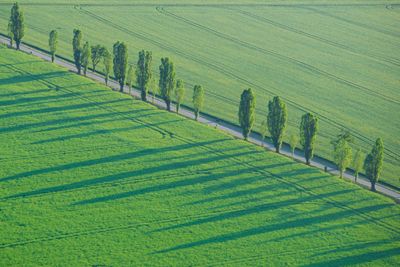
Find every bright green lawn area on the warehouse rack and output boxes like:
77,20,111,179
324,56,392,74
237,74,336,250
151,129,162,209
1,46,400,266
0,1,399,188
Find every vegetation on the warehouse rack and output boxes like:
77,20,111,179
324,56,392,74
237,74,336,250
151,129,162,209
72,29,83,74
353,149,364,183
81,41,91,76
192,85,204,121
364,138,384,191
1,46,399,266
91,44,105,72
239,88,256,140
48,30,58,63
126,64,134,95
159,57,175,111
136,50,153,101
267,96,287,153
174,79,185,113
1,2,399,187
260,120,268,147
333,136,353,178
113,41,128,92
289,133,298,157
102,47,112,85
300,113,318,165
8,2,24,49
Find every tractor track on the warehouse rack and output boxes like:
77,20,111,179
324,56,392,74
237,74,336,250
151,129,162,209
75,6,400,162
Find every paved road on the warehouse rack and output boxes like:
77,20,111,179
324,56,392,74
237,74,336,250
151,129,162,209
1,36,398,202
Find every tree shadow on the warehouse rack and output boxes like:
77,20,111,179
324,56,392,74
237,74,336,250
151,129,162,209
30,119,181,145
153,203,391,254
0,98,128,120
2,139,227,184
0,71,72,85
154,188,355,233
0,108,153,134
201,161,296,194
72,150,259,206
304,247,400,266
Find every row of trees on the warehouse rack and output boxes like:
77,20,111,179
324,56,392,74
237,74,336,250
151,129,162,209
238,90,384,191
6,3,384,191
71,30,205,119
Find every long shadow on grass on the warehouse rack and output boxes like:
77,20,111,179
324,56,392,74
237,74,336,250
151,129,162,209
304,247,400,266
0,60,42,68
0,88,51,97
154,203,391,254
155,188,355,233
2,139,227,184
0,98,129,119
30,119,182,145
0,92,78,107
0,71,71,85
0,108,155,134
33,111,161,134
72,151,261,206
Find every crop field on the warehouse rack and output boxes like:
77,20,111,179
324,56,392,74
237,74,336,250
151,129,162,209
1,45,400,265
0,1,399,188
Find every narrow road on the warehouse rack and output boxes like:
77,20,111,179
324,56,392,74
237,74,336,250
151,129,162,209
1,36,398,202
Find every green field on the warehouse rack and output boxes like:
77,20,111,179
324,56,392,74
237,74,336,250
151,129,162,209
1,0,399,188
1,45,400,265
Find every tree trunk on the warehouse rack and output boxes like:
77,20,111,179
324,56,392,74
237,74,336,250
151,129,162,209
51,54,55,63
355,172,358,183
306,158,310,165
195,110,199,121
176,104,180,113
275,146,280,153
371,181,376,192
105,77,108,85
340,169,343,178
166,100,171,111
141,90,147,101
16,40,20,50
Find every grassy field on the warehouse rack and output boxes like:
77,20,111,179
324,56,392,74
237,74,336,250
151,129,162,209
1,46,400,265
0,1,399,188
1,1,399,188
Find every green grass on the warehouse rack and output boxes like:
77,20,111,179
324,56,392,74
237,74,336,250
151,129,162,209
1,46,400,266
1,0,399,188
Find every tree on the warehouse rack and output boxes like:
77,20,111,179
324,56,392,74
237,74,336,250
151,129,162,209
331,130,354,148
260,120,268,147
174,79,185,113
267,96,287,153
72,29,83,74
102,48,112,85
81,41,91,76
91,45,105,72
333,137,352,178
136,50,152,101
48,30,58,63
353,149,364,183
113,41,128,92
159,57,175,111
300,113,318,165
8,2,24,50
7,21,14,48
149,76,158,104
289,133,298,157
364,138,384,191
126,65,134,95
238,88,256,140
192,85,204,121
